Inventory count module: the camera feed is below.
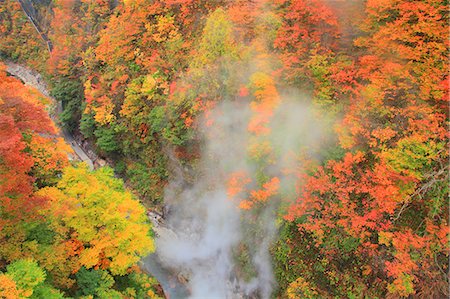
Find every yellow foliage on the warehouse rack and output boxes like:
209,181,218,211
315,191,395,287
378,231,393,246
286,277,319,299
28,135,71,179
248,72,280,136
38,164,154,275
93,98,116,125
141,75,157,94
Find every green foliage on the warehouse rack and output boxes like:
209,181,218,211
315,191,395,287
115,272,163,299
6,259,46,297
383,138,444,179
80,110,96,139
25,223,55,245
232,244,257,282
94,125,120,153
75,267,114,297
273,222,314,296
30,284,66,299
114,160,127,175
126,161,167,204
162,117,193,146
255,12,282,49
273,222,382,298
193,8,237,67
50,77,84,132
425,180,448,218
160,102,195,148
148,106,167,136
308,54,334,103
319,144,346,164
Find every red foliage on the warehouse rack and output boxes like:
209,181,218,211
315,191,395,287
274,0,340,82
0,66,56,225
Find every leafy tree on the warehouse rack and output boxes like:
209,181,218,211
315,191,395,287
0,0,49,70
126,161,168,204
0,274,20,299
274,0,340,84
191,8,238,67
0,260,65,299
30,284,65,299
50,77,84,132
38,164,154,275
94,125,120,153
79,110,96,139
75,267,114,297
115,271,163,299
0,65,66,263
1,0,448,298
28,135,72,187
6,259,46,298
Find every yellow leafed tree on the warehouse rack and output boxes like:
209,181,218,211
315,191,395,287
38,164,154,275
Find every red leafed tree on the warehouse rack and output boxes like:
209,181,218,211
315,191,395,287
273,0,340,84
0,64,68,262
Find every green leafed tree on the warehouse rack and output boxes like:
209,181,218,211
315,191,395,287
5,259,46,298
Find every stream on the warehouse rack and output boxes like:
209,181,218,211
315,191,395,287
142,254,190,299
5,61,189,299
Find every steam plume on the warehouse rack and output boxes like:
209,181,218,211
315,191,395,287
156,98,327,298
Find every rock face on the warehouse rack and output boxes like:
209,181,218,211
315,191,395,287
148,211,164,227
96,158,107,167
5,62,50,97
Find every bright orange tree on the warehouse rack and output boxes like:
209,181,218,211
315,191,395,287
0,64,69,263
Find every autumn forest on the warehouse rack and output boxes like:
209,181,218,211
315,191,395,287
0,0,448,298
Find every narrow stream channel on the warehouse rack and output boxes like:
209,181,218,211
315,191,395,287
142,254,190,299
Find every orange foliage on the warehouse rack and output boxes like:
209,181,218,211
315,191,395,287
274,0,339,82
0,275,19,299
227,171,251,199
0,65,57,217
0,65,74,268
29,136,72,180
0,1,49,70
248,72,280,136
250,177,280,203
284,2,449,290
48,0,85,74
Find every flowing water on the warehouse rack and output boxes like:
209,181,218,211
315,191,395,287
142,254,190,299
